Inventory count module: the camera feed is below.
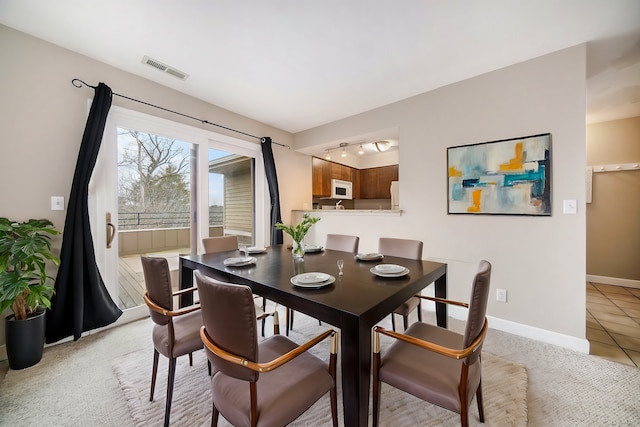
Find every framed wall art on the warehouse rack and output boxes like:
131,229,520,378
447,133,551,216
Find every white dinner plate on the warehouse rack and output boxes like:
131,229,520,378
223,256,257,267
303,245,324,253
355,253,384,261
370,265,409,277
291,274,336,289
245,246,266,254
293,272,331,284
374,264,406,274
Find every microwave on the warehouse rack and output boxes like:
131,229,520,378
331,179,353,199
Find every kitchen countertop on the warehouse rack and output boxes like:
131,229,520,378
293,209,402,216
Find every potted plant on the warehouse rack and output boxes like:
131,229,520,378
275,213,320,258
0,217,60,369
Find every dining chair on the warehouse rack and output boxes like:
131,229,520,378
202,235,274,336
325,233,360,253
286,233,360,333
378,237,424,331
372,260,492,427
141,256,204,427
194,271,339,427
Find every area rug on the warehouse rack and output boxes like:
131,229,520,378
113,317,527,426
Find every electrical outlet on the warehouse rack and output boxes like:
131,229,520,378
496,288,507,302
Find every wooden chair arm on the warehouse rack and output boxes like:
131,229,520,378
143,291,201,317
416,294,469,308
172,286,198,297
373,319,488,360
200,327,337,373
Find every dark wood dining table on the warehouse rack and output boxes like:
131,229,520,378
179,245,447,427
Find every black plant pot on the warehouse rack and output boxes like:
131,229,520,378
5,309,46,370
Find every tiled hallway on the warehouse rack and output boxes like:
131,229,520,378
587,282,640,367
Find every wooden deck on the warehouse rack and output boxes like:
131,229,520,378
117,250,186,310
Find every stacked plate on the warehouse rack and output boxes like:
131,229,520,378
244,246,266,254
291,272,335,289
370,263,409,277
303,245,324,253
223,256,257,267
355,253,384,261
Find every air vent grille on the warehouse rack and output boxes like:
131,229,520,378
141,56,189,81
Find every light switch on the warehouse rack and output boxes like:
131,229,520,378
563,199,577,214
51,196,65,211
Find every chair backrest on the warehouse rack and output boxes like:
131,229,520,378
141,256,173,326
378,238,423,260
325,234,360,253
202,235,239,254
462,260,491,365
195,270,259,382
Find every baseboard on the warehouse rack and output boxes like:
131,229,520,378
0,306,148,363
446,305,590,354
587,274,640,290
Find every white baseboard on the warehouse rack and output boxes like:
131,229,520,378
446,305,590,354
587,274,640,290
1,306,148,363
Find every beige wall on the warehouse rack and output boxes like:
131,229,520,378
296,45,588,346
0,23,590,351
0,24,302,349
586,116,640,281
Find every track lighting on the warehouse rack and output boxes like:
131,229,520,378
358,144,364,155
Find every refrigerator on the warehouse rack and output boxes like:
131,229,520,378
390,181,399,210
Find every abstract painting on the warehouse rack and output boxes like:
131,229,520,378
447,133,551,215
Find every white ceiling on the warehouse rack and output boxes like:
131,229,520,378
1,0,639,136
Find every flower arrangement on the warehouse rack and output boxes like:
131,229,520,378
275,214,320,258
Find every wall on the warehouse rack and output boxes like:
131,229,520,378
0,25,307,350
295,45,588,350
586,116,640,284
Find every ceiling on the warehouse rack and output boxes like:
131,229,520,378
1,1,639,142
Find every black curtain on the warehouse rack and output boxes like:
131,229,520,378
46,82,122,343
261,137,283,245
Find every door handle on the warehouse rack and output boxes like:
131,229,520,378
106,212,116,249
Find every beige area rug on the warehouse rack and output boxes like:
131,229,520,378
113,316,527,427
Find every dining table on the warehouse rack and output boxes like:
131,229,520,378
179,245,447,427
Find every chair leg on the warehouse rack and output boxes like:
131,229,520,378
329,352,338,427
261,298,267,337
164,357,177,427
150,349,160,401
391,314,396,332
476,379,485,422
189,352,193,366
212,402,220,427
285,308,290,336
208,360,212,376
417,299,422,322
372,352,382,427
403,314,409,331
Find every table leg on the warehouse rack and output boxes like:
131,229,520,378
179,261,194,307
340,316,371,427
435,272,447,328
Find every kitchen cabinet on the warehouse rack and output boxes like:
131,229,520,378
312,157,331,197
359,165,398,199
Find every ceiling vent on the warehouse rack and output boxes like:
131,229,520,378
141,55,189,81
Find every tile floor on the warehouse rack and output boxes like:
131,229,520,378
587,282,640,367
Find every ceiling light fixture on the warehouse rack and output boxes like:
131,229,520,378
358,144,364,154
340,142,348,157
373,140,391,152
325,150,331,160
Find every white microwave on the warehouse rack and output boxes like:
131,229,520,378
331,179,353,199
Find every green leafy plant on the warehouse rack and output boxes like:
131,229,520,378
0,218,60,320
275,213,320,243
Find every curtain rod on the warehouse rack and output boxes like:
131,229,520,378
71,78,290,149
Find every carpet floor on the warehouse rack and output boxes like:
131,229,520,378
1,307,639,426
113,312,527,427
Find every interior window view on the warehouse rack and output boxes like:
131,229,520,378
1,3,639,427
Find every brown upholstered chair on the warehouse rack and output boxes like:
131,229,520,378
202,235,239,253
325,233,360,253
372,260,492,427
141,256,204,427
195,271,339,427
378,237,424,331
286,233,360,333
